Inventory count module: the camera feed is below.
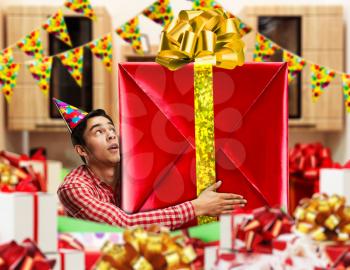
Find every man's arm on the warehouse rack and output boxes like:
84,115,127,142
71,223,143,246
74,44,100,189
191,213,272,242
58,182,195,230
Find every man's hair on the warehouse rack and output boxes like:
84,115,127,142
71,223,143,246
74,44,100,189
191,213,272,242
71,109,114,164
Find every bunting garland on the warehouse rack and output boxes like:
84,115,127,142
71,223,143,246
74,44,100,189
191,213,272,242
0,63,20,103
0,0,349,111
27,57,53,96
88,34,113,72
0,48,14,65
283,51,306,83
192,0,252,36
142,0,174,27
58,47,84,87
253,33,280,62
310,64,336,101
16,30,44,60
64,0,96,20
42,9,72,47
342,74,350,112
116,17,144,55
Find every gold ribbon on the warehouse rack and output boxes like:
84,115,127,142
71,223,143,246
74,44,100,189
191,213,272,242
156,9,245,225
94,227,197,270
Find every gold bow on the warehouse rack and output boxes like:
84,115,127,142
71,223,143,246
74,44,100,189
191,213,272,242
156,8,245,70
294,193,350,242
94,227,197,270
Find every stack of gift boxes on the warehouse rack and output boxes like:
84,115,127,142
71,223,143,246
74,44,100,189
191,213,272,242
204,201,350,269
0,151,85,270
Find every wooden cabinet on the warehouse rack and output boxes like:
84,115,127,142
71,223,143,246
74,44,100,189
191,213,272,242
241,5,345,131
5,6,112,131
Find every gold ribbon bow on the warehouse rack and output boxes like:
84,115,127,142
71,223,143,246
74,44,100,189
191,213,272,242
94,227,197,270
294,193,350,242
156,8,245,70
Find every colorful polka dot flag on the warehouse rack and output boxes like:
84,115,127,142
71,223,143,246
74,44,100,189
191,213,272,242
253,33,280,62
0,63,20,103
192,0,252,36
283,50,307,83
142,0,174,27
0,48,14,65
17,29,44,60
27,57,53,96
42,9,72,47
310,64,336,102
64,0,96,20
52,97,88,132
88,34,112,72
342,74,350,113
58,47,84,87
116,16,144,55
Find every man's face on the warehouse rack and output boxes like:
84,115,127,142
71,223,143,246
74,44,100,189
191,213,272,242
82,116,120,166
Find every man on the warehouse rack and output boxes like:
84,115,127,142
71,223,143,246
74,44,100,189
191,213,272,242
54,98,247,230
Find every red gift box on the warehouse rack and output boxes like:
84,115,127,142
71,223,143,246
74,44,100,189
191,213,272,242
118,62,288,227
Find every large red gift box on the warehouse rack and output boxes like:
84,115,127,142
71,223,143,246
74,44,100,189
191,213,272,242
118,62,288,227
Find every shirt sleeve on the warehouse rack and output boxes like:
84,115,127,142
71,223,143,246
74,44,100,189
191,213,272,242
57,181,196,230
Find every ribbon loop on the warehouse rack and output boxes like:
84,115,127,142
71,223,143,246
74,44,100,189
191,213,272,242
156,8,245,71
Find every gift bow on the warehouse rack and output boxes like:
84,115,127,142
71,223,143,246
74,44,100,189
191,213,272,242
0,238,55,270
156,8,245,71
294,193,350,242
236,207,294,252
289,143,334,180
94,226,198,270
58,234,84,251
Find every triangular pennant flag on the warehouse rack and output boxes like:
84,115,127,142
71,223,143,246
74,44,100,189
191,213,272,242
192,0,252,36
253,33,280,62
142,0,174,27
64,0,96,20
283,50,307,83
192,0,223,11
342,74,350,112
17,29,44,60
88,34,113,72
0,63,20,103
0,48,14,65
116,16,144,55
27,57,53,96
310,64,336,101
234,18,252,37
42,9,72,47
58,47,84,87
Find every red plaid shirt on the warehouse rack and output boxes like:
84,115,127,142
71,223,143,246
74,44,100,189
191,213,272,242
57,165,196,229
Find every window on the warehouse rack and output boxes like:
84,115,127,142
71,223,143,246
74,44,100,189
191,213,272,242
258,16,302,119
49,16,93,118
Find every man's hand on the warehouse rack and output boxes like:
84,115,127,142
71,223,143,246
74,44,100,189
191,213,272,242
191,181,247,216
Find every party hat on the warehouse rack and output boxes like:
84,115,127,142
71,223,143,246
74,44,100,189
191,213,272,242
53,98,88,132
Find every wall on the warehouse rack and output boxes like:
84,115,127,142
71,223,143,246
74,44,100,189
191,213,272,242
0,0,349,168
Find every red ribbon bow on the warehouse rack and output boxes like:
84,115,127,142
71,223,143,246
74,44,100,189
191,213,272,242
289,143,334,181
235,206,294,253
0,149,47,193
58,234,84,251
0,238,55,270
